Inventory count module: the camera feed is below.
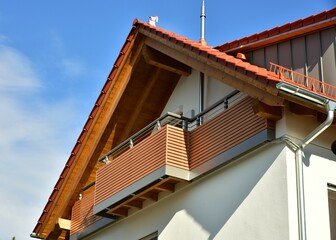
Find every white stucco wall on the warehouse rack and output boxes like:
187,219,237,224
86,143,290,240
161,70,199,118
85,104,336,240
277,106,336,240
304,145,336,240
204,76,235,107
160,70,236,118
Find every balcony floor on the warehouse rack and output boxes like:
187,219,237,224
102,177,188,218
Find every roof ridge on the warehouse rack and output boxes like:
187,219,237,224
133,19,279,82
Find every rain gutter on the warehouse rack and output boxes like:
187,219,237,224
277,82,336,240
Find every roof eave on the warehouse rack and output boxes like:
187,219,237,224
32,24,141,239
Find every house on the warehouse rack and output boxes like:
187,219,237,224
31,6,336,240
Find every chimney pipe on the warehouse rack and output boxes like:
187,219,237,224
200,0,206,46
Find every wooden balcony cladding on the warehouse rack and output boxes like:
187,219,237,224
94,96,273,212
73,96,274,235
189,97,273,170
70,191,102,236
166,125,189,170
94,125,189,207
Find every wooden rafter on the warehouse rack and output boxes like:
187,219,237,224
138,191,159,202
108,207,129,217
117,68,161,142
143,36,284,107
142,45,191,76
252,100,283,121
100,177,187,219
154,182,175,192
124,200,143,209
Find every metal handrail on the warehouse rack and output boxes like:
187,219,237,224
98,90,241,164
191,90,240,124
98,112,189,162
269,62,336,101
79,90,241,193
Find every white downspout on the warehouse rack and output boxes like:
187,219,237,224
295,100,336,240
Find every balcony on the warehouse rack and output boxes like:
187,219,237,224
71,92,275,236
94,123,190,217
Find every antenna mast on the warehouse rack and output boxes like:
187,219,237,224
200,0,207,46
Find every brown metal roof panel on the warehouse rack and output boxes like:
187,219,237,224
216,7,336,52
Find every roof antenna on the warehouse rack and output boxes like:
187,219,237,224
200,0,207,46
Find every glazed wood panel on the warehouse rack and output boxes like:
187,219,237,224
166,125,189,170
189,97,269,170
94,125,188,205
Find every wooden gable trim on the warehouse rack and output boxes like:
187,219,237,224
38,32,145,239
142,35,284,107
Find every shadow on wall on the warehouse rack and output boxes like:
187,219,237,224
159,144,288,240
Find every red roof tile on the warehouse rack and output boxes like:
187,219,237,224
133,19,280,85
216,7,336,52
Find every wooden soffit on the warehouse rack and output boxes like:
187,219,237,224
140,29,284,107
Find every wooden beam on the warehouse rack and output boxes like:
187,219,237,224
57,218,71,231
46,224,66,240
118,68,161,142
143,35,284,107
46,229,62,240
289,102,317,116
108,207,129,217
252,100,283,121
155,182,175,193
124,200,143,209
138,191,159,202
142,45,191,76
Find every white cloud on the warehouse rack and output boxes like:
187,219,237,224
0,35,8,43
0,43,81,239
0,44,40,91
49,31,86,78
62,58,85,77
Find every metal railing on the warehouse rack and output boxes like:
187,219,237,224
269,62,336,101
98,90,241,164
82,90,242,192
189,90,240,129
98,112,190,164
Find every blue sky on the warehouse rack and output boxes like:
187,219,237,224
0,0,334,239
